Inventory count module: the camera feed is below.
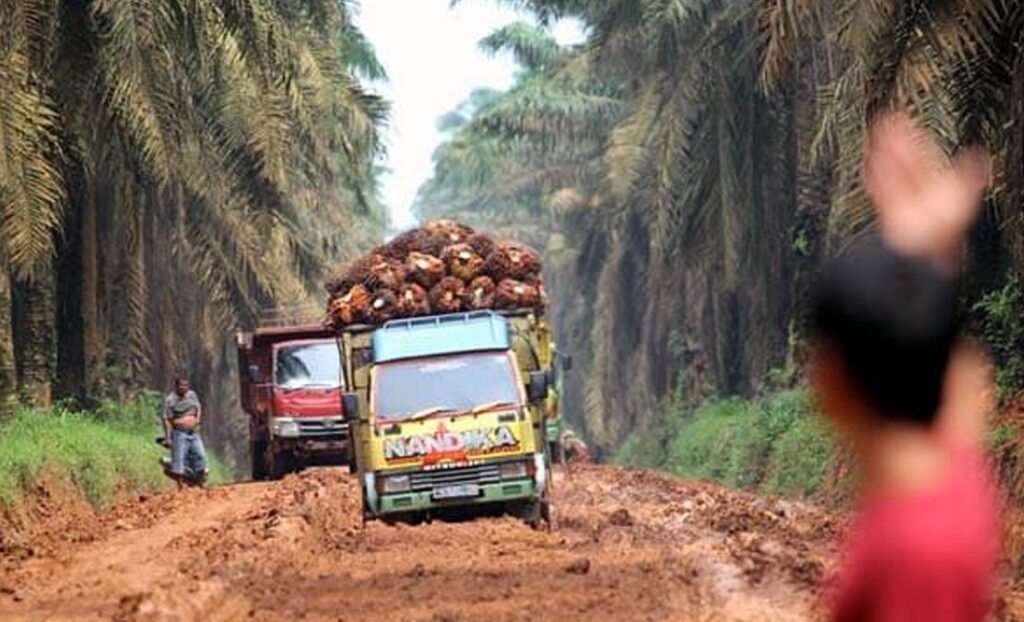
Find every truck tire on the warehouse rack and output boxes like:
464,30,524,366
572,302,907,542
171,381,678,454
515,488,553,531
269,448,296,480
251,437,269,481
540,494,554,530
515,499,543,530
548,439,563,467
346,441,358,474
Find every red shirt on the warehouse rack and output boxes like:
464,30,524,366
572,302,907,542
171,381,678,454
831,448,999,622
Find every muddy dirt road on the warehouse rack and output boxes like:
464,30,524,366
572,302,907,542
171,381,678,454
1,465,845,621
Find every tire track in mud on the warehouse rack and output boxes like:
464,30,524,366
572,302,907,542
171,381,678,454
0,465,839,621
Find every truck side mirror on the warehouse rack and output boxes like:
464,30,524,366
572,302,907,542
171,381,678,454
528,371,549,402
342,392,361,422
561,354,574,372
247,364,261,384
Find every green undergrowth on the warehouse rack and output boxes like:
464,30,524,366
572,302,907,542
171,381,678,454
0,393,230,508
615,388,837,499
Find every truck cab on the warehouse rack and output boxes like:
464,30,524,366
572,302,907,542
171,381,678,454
341,311,554,525
237,325,350,479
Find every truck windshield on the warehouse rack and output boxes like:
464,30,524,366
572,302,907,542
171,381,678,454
374,352,520,421
275,342,342,390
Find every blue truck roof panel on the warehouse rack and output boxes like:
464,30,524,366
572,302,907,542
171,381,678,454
372,311,511,363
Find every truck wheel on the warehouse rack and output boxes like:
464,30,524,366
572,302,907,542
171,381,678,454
360,484,374,526
515,494,553,531
548,439,563,466
269,449,296,480
540,496,554,531
346,443,358,474
251,437,269,481
517,500,542,529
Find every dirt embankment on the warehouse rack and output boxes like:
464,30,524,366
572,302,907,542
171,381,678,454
0,464,1019,621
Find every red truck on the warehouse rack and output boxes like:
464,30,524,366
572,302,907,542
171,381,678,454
236,323,350,479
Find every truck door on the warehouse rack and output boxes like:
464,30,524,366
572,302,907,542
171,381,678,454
342,329,374,473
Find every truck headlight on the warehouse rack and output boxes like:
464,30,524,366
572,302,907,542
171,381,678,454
500,461,528,480
382,474,411,494
271,417,300,438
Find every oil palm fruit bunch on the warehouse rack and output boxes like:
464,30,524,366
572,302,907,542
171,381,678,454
466,232,497,259
485,242,541,281
324,267,357,298
364,258,406,291
430,276,465,313
325,221,547,327
415,235,447,257
443,243,485,281
396,283,430,317
383,228,424,260
344,252,387,286
495,279,541,310
367,289,398,324
422,219,475,245
405,252,446,289
524,273,547,304
419,219,474,256
464,276,497,310
329,284,372,327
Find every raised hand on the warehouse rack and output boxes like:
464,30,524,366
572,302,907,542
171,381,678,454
863,113,991,273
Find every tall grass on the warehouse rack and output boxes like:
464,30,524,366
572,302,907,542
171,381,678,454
615,388,838,499
0,393,231,507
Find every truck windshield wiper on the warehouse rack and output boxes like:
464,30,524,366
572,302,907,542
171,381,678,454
279,381,339,392
403,406,460,422
470,401,519,415
385,402,517,423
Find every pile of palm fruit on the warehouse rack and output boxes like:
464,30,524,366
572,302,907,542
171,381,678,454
325,220,545,328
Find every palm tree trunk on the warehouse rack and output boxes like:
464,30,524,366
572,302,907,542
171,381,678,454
0,268,18,418
116,181,150,393
55,166,85,404
82,177,102,399
17,269,55,408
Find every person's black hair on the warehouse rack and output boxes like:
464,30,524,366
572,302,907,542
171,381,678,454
811,239,960,425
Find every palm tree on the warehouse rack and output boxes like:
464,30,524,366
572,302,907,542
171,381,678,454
0,0,387,423
425,0,1024,452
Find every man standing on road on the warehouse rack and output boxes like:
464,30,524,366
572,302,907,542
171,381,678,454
163,377,209,486
812,113,998,622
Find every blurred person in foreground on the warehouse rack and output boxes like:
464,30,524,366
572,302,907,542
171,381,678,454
811,113,999,622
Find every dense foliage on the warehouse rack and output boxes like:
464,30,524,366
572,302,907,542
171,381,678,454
0,1,387,463
416,0,1024,453
0,395,231,506
615,389,836,498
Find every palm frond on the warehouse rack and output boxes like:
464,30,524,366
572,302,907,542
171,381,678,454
0,21,65,275
480,21,565,70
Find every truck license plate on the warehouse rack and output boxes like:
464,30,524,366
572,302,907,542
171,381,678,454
306,441,345,451
433,484,480,500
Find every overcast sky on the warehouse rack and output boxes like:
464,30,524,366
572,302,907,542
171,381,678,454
355,1,583,231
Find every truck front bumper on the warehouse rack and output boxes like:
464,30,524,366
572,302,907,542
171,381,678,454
378,479,537,515
270,416,349,458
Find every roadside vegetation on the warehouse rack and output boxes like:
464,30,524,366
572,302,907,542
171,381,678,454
616,290,1024,502
416,0,1024,463
0,394,230,508
615,388,836,499
414,1,1024,524
0,1,387,466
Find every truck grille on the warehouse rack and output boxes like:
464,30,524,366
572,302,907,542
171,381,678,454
409,463,502,492
295,418,348,438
